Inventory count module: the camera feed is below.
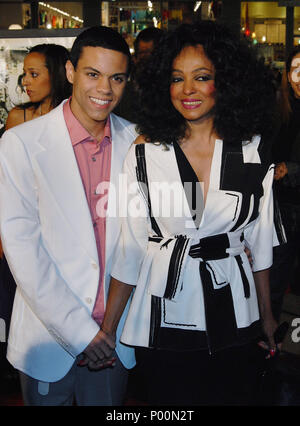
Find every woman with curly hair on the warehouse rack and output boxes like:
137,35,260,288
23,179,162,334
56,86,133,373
96,21,279,405
5,43,71,129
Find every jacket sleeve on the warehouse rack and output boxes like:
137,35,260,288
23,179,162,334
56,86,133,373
111,145,149,285
243,164,277,272
0,131,99,358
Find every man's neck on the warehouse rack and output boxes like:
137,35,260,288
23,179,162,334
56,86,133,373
85,121,107,142
69,99,108,142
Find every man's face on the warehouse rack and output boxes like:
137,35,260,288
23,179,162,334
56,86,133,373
66,46,128,133
136,40,154,62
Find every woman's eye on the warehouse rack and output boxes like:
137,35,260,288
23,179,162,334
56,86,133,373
196,75,213,81
171,76,182,83
31,72,38,78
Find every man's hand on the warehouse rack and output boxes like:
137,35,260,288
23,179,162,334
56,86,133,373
79,329,116,370
78,277,134,370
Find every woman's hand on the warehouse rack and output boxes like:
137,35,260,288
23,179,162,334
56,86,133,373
253,268,280,358
79,329,116,370
244,247,253,267
257,314,279,358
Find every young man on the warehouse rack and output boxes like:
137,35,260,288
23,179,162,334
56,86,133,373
0,26,137,406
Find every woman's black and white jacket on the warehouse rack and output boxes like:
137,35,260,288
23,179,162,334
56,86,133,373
111,136,280,353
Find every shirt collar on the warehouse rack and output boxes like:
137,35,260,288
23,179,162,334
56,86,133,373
63,97,112,146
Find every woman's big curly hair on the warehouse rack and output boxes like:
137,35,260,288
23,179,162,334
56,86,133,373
134,21,276,145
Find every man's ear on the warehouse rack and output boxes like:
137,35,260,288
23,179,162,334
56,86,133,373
65,60,75,84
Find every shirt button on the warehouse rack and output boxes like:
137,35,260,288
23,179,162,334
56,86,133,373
92,157,96,162
91,262,98,270
85,297,93,304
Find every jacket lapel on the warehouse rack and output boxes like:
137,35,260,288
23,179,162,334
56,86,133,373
34,103,98,264
105,114,135,262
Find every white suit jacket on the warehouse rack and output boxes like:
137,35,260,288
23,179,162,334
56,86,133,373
0,101,137,382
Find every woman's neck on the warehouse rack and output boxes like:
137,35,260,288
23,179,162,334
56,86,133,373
40,98,52,115
182,116,218,150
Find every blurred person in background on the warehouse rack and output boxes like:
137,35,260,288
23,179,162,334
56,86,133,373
270,46,300,321
114,27,164,123
5,43,71,129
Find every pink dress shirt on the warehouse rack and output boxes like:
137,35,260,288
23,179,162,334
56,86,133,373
63,99,111,325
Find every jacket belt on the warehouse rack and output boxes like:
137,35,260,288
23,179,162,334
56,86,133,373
191,232,251,352
188,232,250,298
149,231,250,353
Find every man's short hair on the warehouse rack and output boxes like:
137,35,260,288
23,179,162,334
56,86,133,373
134,27,164,56
70,25,131,73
